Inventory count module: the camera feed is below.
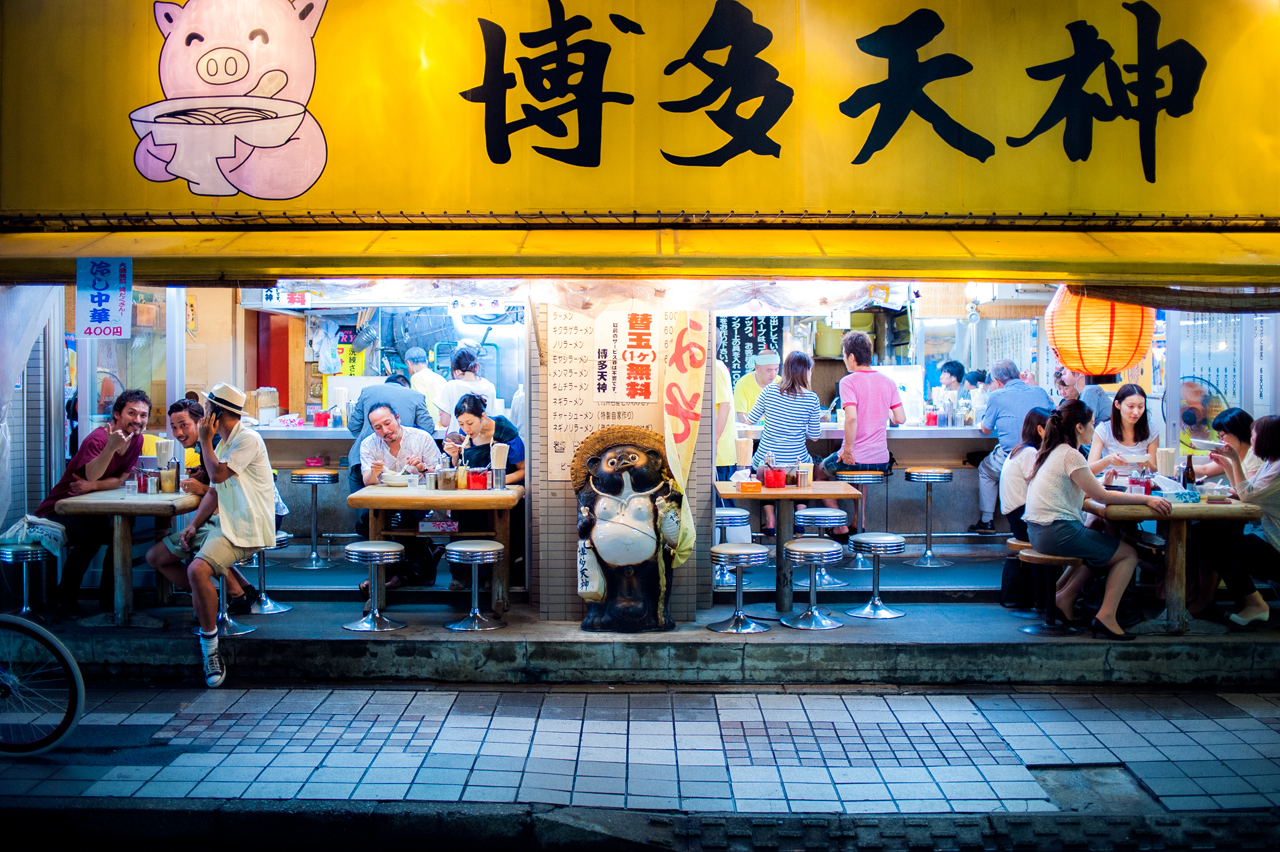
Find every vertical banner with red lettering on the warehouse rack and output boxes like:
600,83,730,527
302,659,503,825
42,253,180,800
662,311,709,568
75,258,132,340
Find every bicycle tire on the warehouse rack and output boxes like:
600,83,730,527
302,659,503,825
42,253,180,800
0,614,85,755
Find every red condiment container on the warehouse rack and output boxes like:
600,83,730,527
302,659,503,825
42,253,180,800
468,469,489,490
762,467,786,488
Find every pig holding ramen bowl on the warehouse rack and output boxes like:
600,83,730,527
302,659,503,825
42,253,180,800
131,0,328,199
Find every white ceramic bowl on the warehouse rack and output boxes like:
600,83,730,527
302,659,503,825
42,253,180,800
1189,438,1225,451
1121,454,1150,464
1195,483,1231,501
380,474,411,487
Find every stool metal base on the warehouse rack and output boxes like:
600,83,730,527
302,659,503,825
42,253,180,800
846,596,904,620
713,565,750,588
740,602,830,621
344,611,406,632
251,593,292,615
906,550,953,568
445,608,507,631
296,553,337,571
793,566,848,589
707,610,770,634
851,552,872,571
781,607,843,630
1007,608,1041,620
191,611,256,637
1020,622,1083,637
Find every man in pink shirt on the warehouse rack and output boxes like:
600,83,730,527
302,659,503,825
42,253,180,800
818,332,905,533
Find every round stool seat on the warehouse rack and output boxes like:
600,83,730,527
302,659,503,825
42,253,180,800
835,470,885,485
714,507,751,527
345,540,405,564
1017,549,1082,567
269,531,292,550
233,553,257,568
850,532,907,555
784,537,843,565
0,544,51,563
1006,538,1034,553
445,540,504,564
292,468,340,484
905,467,953,483
710,542,770,566
794,507,848,527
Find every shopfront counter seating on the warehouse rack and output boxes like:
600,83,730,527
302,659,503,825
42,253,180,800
444,541,506,632
836,469,885,571
708,542,770,634
904,468,954,568
713,508,752,588
1,543,54,621
847,532,907,620
190,566,256,638
1017,549,1085,637
251,531,293,615
344,541,406,633
291,468,340,570
781,538,844,631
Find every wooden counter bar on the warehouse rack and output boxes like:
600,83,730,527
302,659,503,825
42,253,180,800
347,485,525,615
55,489,200,628
714,480,860,616
1084,498,1262,634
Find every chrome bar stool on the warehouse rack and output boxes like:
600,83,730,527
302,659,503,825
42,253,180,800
1004,538,1040,620
781,538,844,630
1,543,53,621
191,568,256,637
291,468,340,569
445,540,506,632
847,532,906,620
322,532,361,561
835,470,885,571
713,508,752,588
1017,549,1084,637
251,531,293,615
344,541,407,632
708,543,770,634
792,507,849,589
904,468,953,568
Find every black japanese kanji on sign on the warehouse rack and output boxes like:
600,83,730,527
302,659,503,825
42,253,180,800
1007,1,1206,183
840,9,995,165
460,0,637,167
659,0,793,167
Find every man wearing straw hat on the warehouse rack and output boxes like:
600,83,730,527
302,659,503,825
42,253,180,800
157,383,275,688
733,350,780,424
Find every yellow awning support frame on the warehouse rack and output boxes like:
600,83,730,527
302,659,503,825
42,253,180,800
3,228,1280,287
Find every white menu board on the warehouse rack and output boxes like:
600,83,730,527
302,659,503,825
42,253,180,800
1183,313,1242,406
546,304,676,481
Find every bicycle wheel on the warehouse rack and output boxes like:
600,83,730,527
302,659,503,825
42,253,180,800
0,614,85,755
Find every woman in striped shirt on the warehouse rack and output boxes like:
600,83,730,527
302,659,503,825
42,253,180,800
749,351,822,537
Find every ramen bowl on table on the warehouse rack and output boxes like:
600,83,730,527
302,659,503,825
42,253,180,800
1195,482,1232,503
130,96,307,196
379,473,413,488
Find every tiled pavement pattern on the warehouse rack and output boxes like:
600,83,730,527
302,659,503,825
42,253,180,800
2,689,1280,814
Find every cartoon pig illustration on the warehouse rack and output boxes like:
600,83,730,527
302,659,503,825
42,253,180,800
132,0,327,199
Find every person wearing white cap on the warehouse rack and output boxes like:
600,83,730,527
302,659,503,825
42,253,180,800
404,346,447,418
733,350,780,424
154,383,276,688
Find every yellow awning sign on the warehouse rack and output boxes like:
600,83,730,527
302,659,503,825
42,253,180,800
3,1,1277,217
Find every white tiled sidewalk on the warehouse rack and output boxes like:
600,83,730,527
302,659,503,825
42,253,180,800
2,688,1279,814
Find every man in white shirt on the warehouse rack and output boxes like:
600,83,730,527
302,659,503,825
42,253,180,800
357,403,443,589
405,347,447,419
158,384,275,689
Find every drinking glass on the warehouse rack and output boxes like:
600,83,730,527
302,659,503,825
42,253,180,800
125,479,138,496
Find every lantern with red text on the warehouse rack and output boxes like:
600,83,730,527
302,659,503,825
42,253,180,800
1044,286,1155,376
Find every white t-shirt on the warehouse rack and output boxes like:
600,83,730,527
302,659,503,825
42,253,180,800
1239,459,1280,551
999,445,1038,513
1023,444,1090,525
212,421,276,549
360,426,441,474
1094,419,1150,476
437,377,498,424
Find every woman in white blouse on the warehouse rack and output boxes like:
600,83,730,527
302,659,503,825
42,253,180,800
1087,384,1158,478
1023,400,1171,640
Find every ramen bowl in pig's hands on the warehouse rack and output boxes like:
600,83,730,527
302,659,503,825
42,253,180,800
130,96,307,196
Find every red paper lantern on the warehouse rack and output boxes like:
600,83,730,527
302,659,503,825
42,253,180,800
1045,286,1154,376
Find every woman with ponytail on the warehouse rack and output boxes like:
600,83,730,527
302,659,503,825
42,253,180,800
1023,400,1172,640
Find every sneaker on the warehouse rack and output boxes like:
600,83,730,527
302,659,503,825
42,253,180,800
968,520,995,533
226,586,260,615
203,651,227,688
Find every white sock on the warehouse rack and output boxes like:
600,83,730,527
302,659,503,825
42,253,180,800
981,513,993,523
199,630,219,658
